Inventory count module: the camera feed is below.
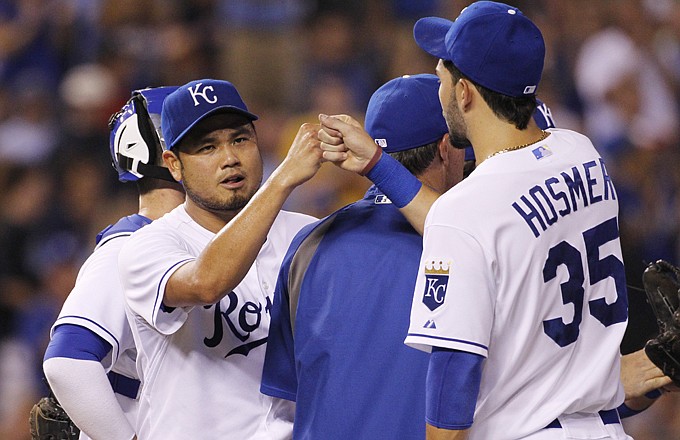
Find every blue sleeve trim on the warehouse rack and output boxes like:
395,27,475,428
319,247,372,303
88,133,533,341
407,333,489,351
49,317,120,358
645,389,662,399
44,324,112,362
152,258,193,321
616,402,643,419
426,348,483,430
260,383,297,402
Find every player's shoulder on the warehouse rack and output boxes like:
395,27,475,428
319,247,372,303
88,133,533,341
119,205,189,255
547,128,597,151
96,214,152,248
273,210,318,235
129,205,187,237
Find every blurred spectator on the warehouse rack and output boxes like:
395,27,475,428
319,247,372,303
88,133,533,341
50,0,106,67
648,0,680,100
575,25,679,155
0,164,55,440
7,231,83,440
298,7,379,113
215,0,312,111
0,80,58,165
0,0,61,89
55,62,124,167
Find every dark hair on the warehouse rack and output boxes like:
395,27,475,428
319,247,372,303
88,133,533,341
443,60,536,130
389,141,439,176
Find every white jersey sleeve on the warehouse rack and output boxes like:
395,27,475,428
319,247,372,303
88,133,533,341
52,237,133,373
118,210,201,335
406,222,495,357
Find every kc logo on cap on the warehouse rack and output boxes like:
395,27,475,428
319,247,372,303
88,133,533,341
161,79,259,150
187,82,219,106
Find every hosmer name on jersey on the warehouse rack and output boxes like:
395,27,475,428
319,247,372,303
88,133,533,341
512,158,616,238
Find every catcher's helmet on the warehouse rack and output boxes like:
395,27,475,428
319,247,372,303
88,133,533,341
108,86,178,182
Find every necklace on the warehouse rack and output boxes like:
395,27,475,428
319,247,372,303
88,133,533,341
485,130,549,160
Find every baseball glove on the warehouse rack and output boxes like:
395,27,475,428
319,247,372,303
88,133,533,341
29,395,80,440
642,259,680,385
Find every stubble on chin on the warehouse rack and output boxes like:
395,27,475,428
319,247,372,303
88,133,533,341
444,92,470,148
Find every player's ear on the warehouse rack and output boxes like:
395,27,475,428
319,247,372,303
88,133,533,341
163,150,183,183
437,134,451,162
457,79,473,110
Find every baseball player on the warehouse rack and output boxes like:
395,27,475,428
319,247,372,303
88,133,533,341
117,79,320,439
317,2,632,439
40,86,185,440
261,75,558,440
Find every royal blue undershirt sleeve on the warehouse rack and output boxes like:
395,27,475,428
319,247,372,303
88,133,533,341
426,347,484,430
44,324,112,362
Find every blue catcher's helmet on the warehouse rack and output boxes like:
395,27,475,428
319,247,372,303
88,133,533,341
108,86,179,182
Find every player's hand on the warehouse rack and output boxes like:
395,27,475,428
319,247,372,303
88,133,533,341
621,348,673,400
273,122,323,188
318,114,380,174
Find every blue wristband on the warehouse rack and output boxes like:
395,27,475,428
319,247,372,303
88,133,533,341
645,389,663,399
616,402,642,419
365,153,422,208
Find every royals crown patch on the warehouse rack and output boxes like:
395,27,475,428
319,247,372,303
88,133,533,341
423,260,450,311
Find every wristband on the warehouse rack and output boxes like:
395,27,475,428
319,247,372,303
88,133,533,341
616,402,642,419
645,389,663,399
359,147,383,176
365,153,422,208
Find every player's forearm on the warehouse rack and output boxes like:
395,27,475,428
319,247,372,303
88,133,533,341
165,124,320,306
427,425,469,440
165,175,295,306
43,357,136,440
399,186,440,235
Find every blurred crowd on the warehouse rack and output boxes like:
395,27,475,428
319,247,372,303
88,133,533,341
1,0,679,438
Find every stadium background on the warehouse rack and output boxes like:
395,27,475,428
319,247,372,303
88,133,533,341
0,0,679,438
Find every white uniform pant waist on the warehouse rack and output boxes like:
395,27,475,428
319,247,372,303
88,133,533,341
518,410,631,440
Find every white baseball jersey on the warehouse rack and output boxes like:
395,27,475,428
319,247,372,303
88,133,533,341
406,129,628,440
52,225,142,439
119,204,315,440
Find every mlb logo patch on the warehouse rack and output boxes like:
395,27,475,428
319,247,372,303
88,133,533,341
422,261,450,311
375,138,388,149
532,145,552,160
374,195,391,204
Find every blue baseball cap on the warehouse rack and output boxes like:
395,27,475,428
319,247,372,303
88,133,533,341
161,79,258,150
365,74,448,153
413,1,545,97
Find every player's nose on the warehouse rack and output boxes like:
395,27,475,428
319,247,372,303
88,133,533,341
218,144,240,168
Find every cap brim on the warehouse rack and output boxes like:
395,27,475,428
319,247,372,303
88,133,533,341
169,106,258,149
413,17,454,60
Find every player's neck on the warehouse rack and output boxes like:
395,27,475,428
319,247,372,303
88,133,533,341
182,199,240,233
472,120,544,166
138,187,186,221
